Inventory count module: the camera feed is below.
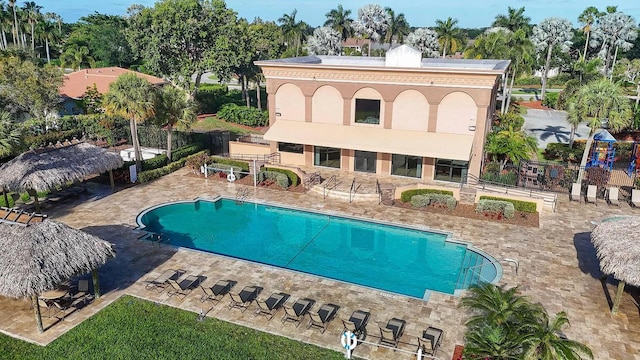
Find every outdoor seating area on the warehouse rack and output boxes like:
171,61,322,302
36,279,96,322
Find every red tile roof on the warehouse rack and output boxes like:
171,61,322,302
59,67,167,99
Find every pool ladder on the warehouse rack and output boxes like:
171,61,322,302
235,188,250,204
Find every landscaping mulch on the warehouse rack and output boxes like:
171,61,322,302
516,100,550,110
394,201,540,228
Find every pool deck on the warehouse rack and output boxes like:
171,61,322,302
1,168,639,359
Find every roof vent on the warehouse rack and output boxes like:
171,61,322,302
385,45,422,68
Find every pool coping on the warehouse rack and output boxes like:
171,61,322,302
135,196,503,300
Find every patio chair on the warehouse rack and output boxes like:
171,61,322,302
606,187,620,206
143,269,184,292
418,326,444,356
570,183,581,202
342,310,370,339
228,285,262,312
74,279,92,306
254,292,290,320
53,298,73,321
379,318,406,349
38,299,57,318
586,185,597,205
307,303,340,333
632,189,640,208
200,280,236,304
281,298,315,327
167,274,201,299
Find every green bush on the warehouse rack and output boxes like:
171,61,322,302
514,77,540,86
209,163,244,174
217,103,268,127
400,188,454,203
264,167,299,186
141,154,168,171
172,143,205,162
209,156,250,171
184,151,211,173
548,73,573,86
258,171,289,188
475,199,515,219
138,158,187,183
195,84,232,113
410,193,457,210
410,195,431,208
479,196,537,213
24,129,84,148
480,172,517,186
544,142,584,163
542,92,559,108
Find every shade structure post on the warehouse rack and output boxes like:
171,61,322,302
109,170,115,191
92,269,101,298
32,295,44,333
612,281,626,314
2,187,8,207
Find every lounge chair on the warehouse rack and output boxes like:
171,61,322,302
606,187,620,206
282,298,315,326
632,189,640,208
228,285,262,312
200,280,236,304
586,185,597,205
379,318,406,349
342,310,370,339
254,292,290,320
418,326,444,356
307,303,340,333
570,183,581,202
144,269,183,292
167,275,201,299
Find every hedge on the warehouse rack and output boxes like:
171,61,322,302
264,167,299,187
171,143,205,162
209,156,250,172
138,159,186,183
400,188,454,203
479,196,538,213
217,103,268,127
410,194,457,210
257,171,289,188
141,154,168,171
475,199,515,219
208,163,244,174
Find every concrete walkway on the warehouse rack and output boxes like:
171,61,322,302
1,169,639,359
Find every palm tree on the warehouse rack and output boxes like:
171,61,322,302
37,19,57,63
492,6,531,34
523,311,594,360
22,1,40,51
154,86,196,162
60,44,95,70
102,73,157,173
460,283,540,328
324,4,352,42
8,0,17,46
464,322,529,360
384,7,409,44
485,125,538,170
578,7,603,60
0,2,10,50
278,9,308,57
0,111,21,158
434,17,464,58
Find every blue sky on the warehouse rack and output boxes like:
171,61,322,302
36,0,639,28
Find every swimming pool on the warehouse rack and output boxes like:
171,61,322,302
136,198,500,298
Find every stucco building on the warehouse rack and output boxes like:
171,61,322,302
247,45,509,183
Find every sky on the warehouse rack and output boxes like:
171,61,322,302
35,0,639,29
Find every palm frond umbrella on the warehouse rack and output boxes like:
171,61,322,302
0,140,124,211
590,216,640,314
0,213,115,333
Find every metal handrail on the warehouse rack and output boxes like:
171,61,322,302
376,179,382,205
349,178,358,203
323,175,337,199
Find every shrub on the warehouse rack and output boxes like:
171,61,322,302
24,129,84,148
264,167,299,186
542,92,559,108
480,172,517,186
184,151,210,173
171,143,205,162
400,188,454,203
479,196,537,213
141,154,168,171
209,157,250,171
411,194,457,210
195,84,230,113
208,163,244,174
137,158,188,183
217,103,268,127
410,195,431,208
514,76,540,86
475,199,515,219
257,171,289,188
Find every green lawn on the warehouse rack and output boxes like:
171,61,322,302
191,115,262,135
0,295,344,360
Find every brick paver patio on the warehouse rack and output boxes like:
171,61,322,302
1,168,638,359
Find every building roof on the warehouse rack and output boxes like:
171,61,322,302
59,67,167,99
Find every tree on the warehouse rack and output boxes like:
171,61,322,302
154,86,196,162
524,311,594,360
485,124,538,170
8,0,18,46
460,283,538,328
0,2,12,50
405,28,439,58
613,58,640,109
22,1,40,51
0,111,21,158
278,9,308,57
434,17,464,58
60,43,95,70
464,322,529,360
307,26,341,55
80,84,103,114
530,17,573,100
590,12,638,79
102,73,157,173
578,6,603,60
464,27,511,60
68,13,136,68
384,7,409,44
36,18,57,63
492,6,531,34
324,4,352,42
247,18,284,110
352,4,389,57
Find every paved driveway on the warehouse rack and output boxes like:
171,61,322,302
522,108,591,149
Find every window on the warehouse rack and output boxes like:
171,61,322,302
314,146,341,168
354,99,380,124
391,154,422,178
434,159,468,183
354,150,377,173
278,142,303,154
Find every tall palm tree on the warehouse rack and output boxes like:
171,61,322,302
37,19,56,63
523,311,594,360
8,0,17,46
384,7,409,44
492,6,531,34
22,1,40,51
278,9,308,57
578,7,602,60
102,73,157,173
324,4,352,42
154,86,196,162
434,17,464,58
0,2,11,50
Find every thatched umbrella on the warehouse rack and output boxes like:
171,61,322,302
591,216,640,314
0,140,124,211
0,213,115,332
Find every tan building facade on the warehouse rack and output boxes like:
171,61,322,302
253,46,509,183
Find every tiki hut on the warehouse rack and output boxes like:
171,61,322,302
0,140,124,210
590,216,640,314
0,208,115,332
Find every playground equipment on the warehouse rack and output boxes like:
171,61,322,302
586,130,617,171
627,142,640,177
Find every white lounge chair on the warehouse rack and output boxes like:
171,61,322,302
586,185,597,205
570,183,581,202
632,189,640,208
607,187,620,206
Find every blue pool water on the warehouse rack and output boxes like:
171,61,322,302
137,198,499,298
